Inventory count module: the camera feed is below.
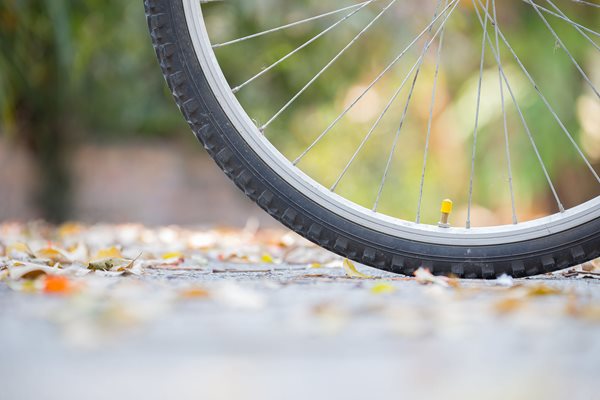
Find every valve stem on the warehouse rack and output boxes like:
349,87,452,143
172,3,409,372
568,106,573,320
438,199,453,228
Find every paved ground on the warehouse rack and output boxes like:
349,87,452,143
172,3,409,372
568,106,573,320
1,222,599,400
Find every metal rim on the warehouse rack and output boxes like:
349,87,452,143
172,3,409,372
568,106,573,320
183,0,600,246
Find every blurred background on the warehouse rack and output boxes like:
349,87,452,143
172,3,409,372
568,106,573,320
0,1,270,226
1,0,599,227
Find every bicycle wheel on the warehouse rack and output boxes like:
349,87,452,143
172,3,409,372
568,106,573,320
144,0,600,278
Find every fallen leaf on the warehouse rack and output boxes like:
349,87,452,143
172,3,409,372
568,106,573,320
36,246,72,263
370,282,395,294
8,262,59,280
342,259,373,279
6,243,35,260
414,267,459,288
218,252,250,262
582,262,595,272
526,284,562,296
92,246,123,261
67,242,88,263
44,275,72,294
58,222,82,237
494,297,523,314
180,287,210,299
88,257,133,272
277,232,297,247
162,251,184,260
157,252,186,266
261,253,275,263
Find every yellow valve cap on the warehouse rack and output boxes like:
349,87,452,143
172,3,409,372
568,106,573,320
440,199,453,214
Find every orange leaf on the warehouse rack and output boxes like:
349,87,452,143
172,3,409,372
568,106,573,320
180,287,210,299
44,275,71,294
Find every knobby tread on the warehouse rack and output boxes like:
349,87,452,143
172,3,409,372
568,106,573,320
144,0,600,278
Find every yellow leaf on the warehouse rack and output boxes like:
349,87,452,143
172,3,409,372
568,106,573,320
36,246,71,263
58,223,82,237
162,251,184,260
92,246,123,261
309,263,322,269
20,280,38,293
526,284,562,297
6,243,35,259
261,253,274,263
342,259,373,279
67,242,88,263
370,282,395,294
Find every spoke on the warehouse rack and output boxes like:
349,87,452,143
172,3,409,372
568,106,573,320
544,0,600,51
573,0,600,8
260,0,399,131
293,0,459,165
329,71,412,192
491,0,518,224
475,0,600,185
330,0,445,192
473,0,564,211
522,0,600,39
466,0,490,229
416,8,448,223
526,0,600,99
212,2,371,48
373,0,461,212
232,0,376,93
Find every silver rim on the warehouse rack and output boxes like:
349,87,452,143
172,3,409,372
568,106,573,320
183,0,600,246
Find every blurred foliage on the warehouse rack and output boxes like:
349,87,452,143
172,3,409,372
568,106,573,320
0,0,185,138
205,0,600,225
0,0,185,221
0,0,598,225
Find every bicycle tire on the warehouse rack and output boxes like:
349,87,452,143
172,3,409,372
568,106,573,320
144,0,600,278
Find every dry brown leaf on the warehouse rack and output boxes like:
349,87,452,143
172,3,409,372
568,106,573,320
582,262,595,272
414,267,460,288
